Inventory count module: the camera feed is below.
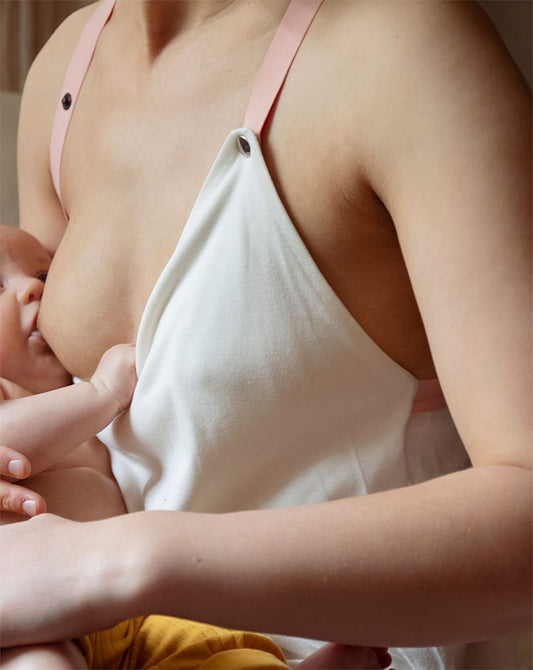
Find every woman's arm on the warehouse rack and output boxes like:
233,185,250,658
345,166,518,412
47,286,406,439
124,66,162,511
0,344,136,475
17,4,95,253
0,464,530,648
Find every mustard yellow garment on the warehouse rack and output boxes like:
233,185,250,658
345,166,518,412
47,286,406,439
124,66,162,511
76,615,289,669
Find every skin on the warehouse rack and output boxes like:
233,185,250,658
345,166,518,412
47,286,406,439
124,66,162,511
0,0,530,659
0,226,71,395
0,226,63,515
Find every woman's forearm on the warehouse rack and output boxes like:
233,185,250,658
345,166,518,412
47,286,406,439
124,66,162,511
129,464,530,646
0,382,120,474
0,464,530,649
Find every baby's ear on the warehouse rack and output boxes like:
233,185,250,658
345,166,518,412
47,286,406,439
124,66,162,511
0,377,33,401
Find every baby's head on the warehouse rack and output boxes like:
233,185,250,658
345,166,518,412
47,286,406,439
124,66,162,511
0,224,71,393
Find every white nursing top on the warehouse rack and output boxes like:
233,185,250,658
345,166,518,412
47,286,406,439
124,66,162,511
51,1,471,666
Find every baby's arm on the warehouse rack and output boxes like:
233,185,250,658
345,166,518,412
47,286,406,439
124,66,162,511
0,344,136,476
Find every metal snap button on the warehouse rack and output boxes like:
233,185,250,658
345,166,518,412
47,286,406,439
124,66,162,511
237,135,251,157
62,93,72,110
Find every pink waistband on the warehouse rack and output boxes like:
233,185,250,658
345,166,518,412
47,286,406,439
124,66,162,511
412,378,447,413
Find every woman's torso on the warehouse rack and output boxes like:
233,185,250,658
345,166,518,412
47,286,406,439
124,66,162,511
29,0,470,517
25,4,472,664
37,0,436,382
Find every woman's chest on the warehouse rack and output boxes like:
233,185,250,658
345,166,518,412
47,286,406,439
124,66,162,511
39,42,433,380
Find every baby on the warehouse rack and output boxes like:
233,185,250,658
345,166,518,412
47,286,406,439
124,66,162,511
0,223,135,529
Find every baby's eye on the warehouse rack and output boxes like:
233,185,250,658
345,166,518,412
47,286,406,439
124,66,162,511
37,272,48,283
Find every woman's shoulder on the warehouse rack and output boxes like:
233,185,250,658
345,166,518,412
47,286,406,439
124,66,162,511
303,0,526,191
20,1,101,150
17,3,100,248
319,0,514,74
311,0,529,185
306,0,523,138
22,2,98,110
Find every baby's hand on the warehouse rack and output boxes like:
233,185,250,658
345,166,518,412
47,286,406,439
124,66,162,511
90,344,137,414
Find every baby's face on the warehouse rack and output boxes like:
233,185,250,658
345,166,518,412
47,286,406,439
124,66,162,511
0,225,71,393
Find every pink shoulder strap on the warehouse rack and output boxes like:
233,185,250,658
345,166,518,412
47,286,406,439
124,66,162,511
243,0,323,140
50,0,116,215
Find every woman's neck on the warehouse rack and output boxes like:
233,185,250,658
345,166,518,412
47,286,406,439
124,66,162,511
116,0,239,60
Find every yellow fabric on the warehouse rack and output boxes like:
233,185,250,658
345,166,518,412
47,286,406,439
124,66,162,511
76,615,289,669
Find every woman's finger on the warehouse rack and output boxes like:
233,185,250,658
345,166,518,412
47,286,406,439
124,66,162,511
0,480,47,517
0,447,31,480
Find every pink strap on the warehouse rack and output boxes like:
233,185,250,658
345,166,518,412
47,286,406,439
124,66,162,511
50,0,116,216
243,0,323,140
412,378,447,413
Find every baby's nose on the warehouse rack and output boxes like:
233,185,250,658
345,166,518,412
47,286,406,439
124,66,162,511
17,276,44,304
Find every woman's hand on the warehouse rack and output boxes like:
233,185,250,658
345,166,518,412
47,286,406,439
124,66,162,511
0,446,46,518
0,514,135,648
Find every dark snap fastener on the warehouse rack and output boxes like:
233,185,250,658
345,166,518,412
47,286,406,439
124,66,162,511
237,135,251,156
62,93,72,110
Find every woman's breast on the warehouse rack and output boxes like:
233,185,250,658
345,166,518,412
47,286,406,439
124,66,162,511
38,216,159,379
41,109,216,379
